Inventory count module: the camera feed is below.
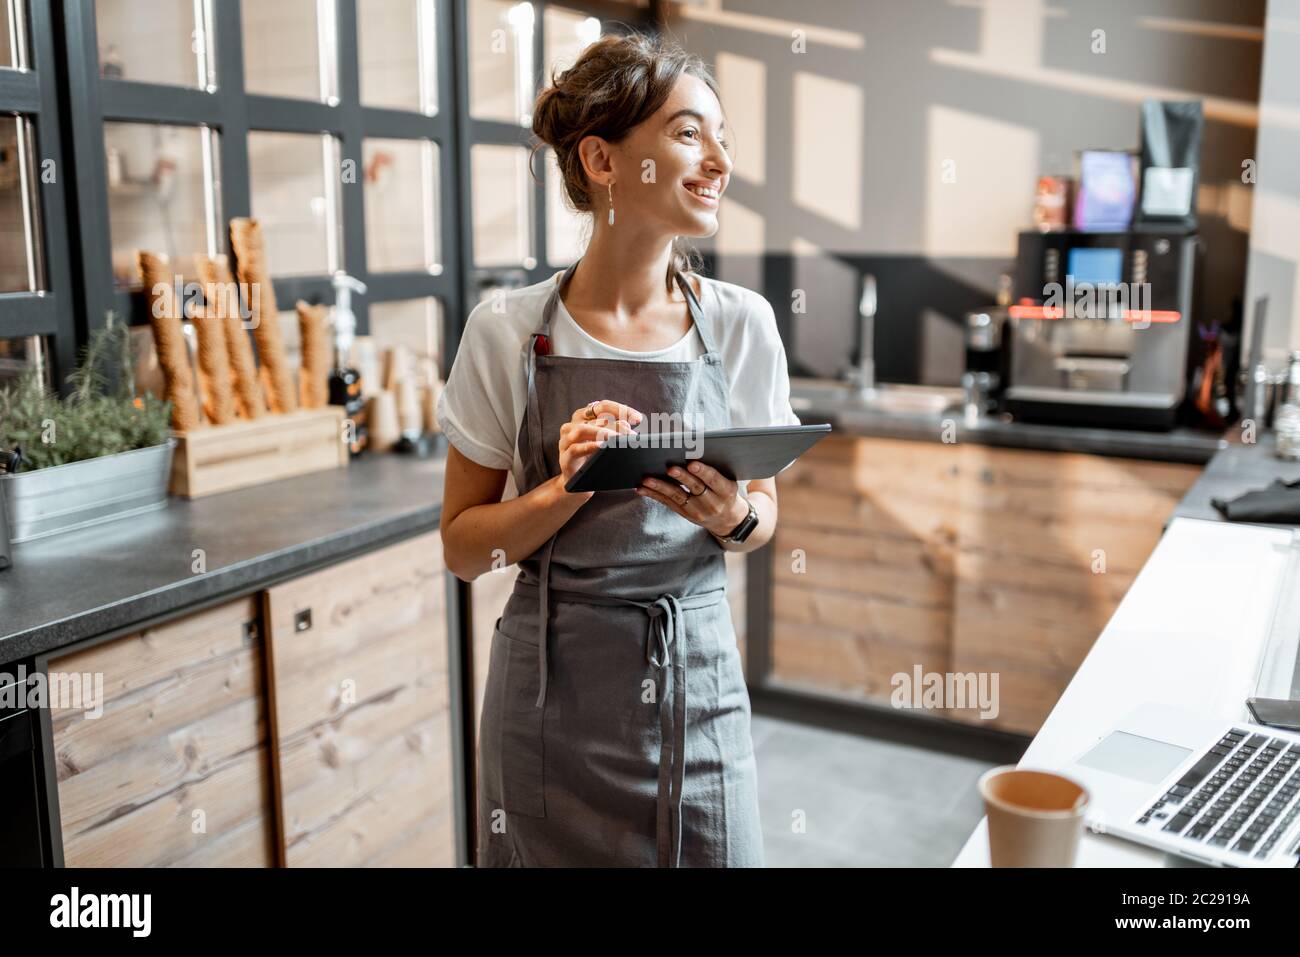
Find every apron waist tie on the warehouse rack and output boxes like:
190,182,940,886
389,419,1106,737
515,577,726,868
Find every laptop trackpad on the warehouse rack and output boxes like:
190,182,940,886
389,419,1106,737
1077,731,1193,786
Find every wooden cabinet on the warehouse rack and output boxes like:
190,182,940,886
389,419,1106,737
51,530,456,867
50,597,278,867
772,437,957,701
948,445,1198,732
263,530,455,867
773,435,1198,735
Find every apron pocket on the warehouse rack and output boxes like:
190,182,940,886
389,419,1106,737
483,618,546,818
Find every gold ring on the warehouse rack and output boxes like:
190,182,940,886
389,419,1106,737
584,401,598,421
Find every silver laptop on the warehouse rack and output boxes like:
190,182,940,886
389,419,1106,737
1063,702,1300,867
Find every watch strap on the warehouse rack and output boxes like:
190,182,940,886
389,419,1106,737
718,498,759,543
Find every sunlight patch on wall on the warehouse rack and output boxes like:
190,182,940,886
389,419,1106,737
717,197,766,256
793,72,862,232
678,1,864,50
924,104,1037,257
928,47,1258,128
716,52,765,186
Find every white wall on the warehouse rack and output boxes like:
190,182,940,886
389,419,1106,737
1244,0,1300,359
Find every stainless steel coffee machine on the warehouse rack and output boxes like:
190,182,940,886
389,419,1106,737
1004,228,1200,429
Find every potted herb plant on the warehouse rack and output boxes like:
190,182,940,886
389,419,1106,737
0,314,173,543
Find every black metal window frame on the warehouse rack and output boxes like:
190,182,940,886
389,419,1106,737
0,0,78,382
449,0,653,334
58,0,462,378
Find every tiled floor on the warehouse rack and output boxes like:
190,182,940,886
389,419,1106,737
751,713,995,867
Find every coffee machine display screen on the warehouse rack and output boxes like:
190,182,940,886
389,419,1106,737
1066,247,1124,287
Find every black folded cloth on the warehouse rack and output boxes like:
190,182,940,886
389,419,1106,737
1213,476,1300,523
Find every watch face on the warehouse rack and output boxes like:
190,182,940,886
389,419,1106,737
731,502,759,542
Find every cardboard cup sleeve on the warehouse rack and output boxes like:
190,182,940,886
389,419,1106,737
367,392,400,452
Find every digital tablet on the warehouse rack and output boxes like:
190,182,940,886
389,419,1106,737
564,424,832,494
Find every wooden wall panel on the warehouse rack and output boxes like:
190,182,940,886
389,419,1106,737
51,597,277,867
771,435,957,703
772,434,1199,735
263,530,456,867
949,445,1198,733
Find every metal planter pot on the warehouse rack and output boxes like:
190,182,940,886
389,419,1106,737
2,439,175,544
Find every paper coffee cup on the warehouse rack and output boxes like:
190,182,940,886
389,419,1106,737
367,391,401,452
979,766,1089,867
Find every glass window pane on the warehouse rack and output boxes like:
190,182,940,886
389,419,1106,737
105,122,221,289
469,0,534,125
248,131,341,276
358,0,437,114
0,115,39,292
545,148,585,266
0,335,50,389
95,0,213,88
543,6,599,81
241,0,334,102
2,0,29,70
471,144,533,268
369,297,442,370
363,137,439,273
0,1,11,70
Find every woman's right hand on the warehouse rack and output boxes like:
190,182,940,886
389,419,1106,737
558,399,643,493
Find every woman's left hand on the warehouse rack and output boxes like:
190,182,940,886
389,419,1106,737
637,461,749,537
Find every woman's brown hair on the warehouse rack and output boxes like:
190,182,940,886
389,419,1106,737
530,31,723,290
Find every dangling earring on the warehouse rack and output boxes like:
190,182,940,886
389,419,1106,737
607,182,615,226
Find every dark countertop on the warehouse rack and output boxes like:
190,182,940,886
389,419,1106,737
1171,434,1300,525
0,452,446,663
0,407,1263,666
790,398,1227,465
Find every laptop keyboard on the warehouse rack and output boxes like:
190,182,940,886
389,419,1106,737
1137,729,1300,861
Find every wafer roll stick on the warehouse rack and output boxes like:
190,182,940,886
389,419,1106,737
229,217,297,414
191,296,237,426
296,300,331,409
198,254,266,420
138,251,201,432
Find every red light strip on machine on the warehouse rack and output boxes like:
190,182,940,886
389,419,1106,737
1008,304,1182,324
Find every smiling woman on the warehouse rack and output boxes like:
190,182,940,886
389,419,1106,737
437,31,799,869
529,32,735,296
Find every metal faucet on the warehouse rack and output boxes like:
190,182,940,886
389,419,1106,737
846,273,877,395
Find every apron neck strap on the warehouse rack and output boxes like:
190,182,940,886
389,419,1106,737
535,259,718,354
537,260,580,338
673,270,717,355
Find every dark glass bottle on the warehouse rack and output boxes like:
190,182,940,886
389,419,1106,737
329,348,368,457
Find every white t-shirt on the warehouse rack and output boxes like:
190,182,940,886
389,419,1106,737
436,270,802,495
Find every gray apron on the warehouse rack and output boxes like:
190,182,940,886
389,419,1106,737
476,260,764,868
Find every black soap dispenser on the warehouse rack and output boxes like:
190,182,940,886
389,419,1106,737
328,273,370,457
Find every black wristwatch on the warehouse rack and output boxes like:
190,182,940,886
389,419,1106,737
715,497,759,544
